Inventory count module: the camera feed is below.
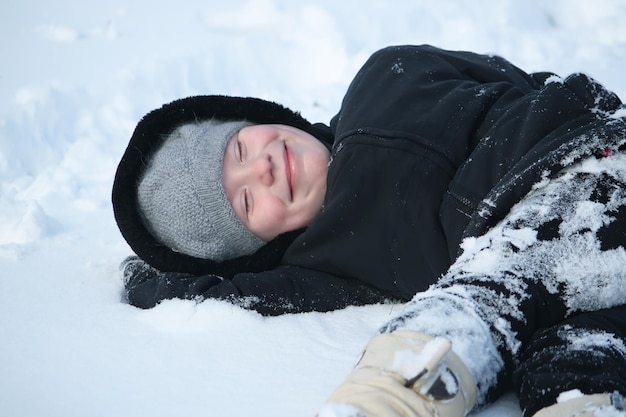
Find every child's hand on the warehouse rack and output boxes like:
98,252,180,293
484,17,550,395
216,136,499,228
120,255,160,286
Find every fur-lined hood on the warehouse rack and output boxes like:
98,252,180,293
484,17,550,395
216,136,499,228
112,95,333,276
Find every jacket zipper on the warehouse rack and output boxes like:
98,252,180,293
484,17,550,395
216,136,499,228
447,190,478,216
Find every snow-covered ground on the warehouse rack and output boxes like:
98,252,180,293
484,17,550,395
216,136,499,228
1,1,625,416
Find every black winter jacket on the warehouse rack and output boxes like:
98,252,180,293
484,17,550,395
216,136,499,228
113,45,625,315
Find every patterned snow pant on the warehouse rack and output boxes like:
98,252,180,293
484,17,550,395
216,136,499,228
381,153,626,416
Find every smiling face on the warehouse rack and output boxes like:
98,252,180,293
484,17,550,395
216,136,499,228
222,124,330,242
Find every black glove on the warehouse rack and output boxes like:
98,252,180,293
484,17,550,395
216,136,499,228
120,255,158,286
120,256,223,308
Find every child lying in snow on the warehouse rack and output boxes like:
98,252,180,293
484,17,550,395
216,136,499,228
113,45,626,416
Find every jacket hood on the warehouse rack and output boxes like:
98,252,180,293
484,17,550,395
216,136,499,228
112,95,333,276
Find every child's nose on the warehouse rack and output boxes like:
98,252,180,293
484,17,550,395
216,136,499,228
251,154,273,186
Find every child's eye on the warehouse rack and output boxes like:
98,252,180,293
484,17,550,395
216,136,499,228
244,189,250,213
237,140,245,162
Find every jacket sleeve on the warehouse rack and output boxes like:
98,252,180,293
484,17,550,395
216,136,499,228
121,256,391,315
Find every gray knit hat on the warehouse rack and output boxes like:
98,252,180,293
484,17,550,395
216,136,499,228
136,119,264,261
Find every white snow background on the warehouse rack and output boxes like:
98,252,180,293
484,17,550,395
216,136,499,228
1,1,625,416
